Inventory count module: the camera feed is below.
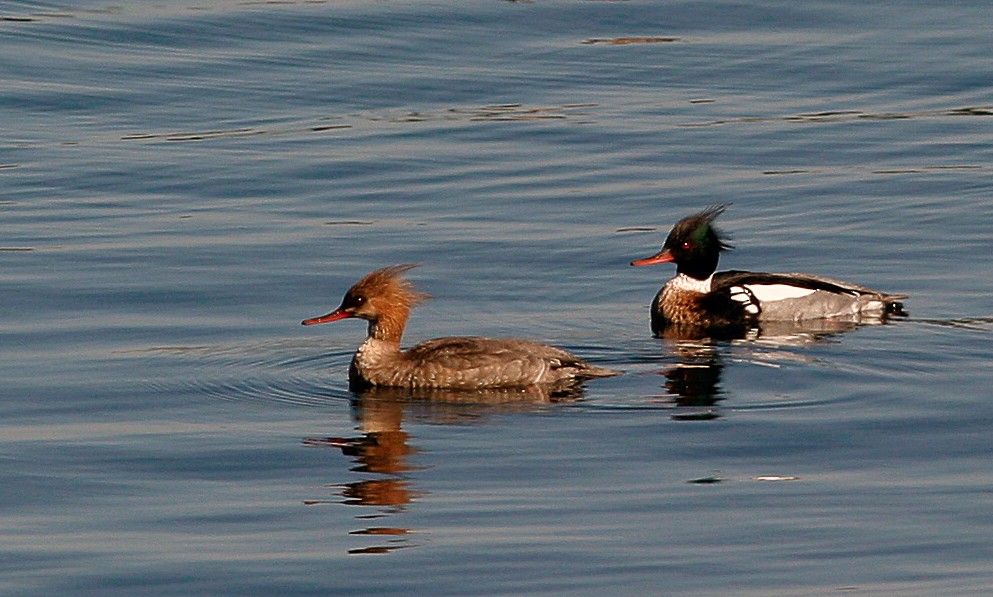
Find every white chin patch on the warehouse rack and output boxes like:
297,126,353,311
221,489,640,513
743,284,817,302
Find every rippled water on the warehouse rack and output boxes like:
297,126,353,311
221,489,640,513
3,1,993,595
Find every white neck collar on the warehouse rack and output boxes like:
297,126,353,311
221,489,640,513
670,272,713,293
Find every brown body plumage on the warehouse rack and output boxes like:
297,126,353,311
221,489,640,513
302,265,619,391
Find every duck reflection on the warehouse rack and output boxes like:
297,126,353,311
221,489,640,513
656,316,869,344
304,383,586,554
655,317,893,420
659,341,725,420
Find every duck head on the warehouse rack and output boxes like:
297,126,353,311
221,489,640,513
630,205,733,280
302,264,430,341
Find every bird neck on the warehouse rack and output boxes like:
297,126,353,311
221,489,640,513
366,308,409,346
676,252,719,281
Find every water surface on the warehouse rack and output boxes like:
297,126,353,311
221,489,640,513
2,1,993,595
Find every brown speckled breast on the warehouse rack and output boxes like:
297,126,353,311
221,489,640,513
650,284,750,337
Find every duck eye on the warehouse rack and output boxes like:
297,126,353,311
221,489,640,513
353,296,366,306
681,241,692,250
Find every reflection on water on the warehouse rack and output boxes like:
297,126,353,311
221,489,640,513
654,312,898,344
304,394,419,555
304,384,586,554
654,317,902,420
660,341,725,421
345,379,591,403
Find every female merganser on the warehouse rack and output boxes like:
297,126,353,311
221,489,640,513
302,265,619,390
631,206,907,336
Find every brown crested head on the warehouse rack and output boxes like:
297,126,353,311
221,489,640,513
302,264,430,326
345,264,431,318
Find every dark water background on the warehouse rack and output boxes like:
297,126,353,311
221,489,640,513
3,1,993,595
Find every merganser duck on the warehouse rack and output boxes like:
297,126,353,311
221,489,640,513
631,206,907,336
302,265,620,390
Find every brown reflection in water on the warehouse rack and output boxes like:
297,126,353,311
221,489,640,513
304,395,418,554
305,384,586,554
341,478,418,509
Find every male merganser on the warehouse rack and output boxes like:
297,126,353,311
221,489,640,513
631,206,907,336
302,265,620,390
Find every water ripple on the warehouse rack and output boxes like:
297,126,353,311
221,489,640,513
131,339,354,408
681,105,993,128
580,37,681,46
119,103,598,143
912,317,993,332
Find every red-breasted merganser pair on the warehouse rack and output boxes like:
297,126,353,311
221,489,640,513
302,264,619,390
631,205,907,336
304,208,907,389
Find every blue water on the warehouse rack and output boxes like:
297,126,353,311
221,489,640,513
3,1,993,595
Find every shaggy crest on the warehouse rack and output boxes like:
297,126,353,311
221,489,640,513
347,264,431,310
672,204,733,252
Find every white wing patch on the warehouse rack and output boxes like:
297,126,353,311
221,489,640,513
729,286,761,315
742,284,816,302
729,283,817,316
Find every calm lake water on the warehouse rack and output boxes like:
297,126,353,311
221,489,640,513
3,0,993,595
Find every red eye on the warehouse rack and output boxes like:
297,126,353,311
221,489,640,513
681,242,692,250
